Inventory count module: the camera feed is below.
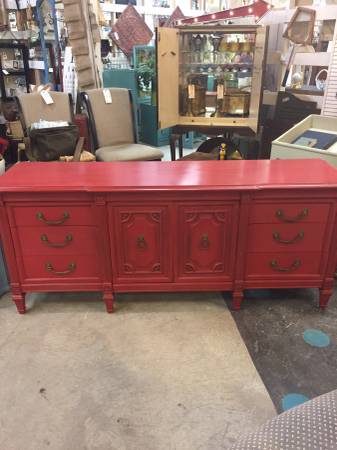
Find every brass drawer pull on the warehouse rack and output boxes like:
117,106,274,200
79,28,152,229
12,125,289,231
137,235,147,249
200,234,210,249
46,261,76,275
270,259,301,272
273,230,304,245
41,234,72,248
276,208,308,223
37,211,70,225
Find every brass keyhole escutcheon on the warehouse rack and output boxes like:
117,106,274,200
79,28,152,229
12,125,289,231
137,235,147,249
200,234,210,249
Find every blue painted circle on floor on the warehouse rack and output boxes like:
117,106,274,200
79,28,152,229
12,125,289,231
303,329,331,348
282,393,309,411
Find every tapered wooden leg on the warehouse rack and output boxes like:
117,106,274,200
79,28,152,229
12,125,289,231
178,135,183,159
103,290,114,313
13,292,26,314
169,134,177,161
319,288,332,310
232,290,243,311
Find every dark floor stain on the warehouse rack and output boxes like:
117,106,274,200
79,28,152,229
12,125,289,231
116,417,130,427
39,387,47,399
227,284,337,413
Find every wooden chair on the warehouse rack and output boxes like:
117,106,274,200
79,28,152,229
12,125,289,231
81,88,163,162
15,92,84,162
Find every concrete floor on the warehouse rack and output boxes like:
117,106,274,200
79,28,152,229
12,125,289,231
0,291,275,450
229,284,337,413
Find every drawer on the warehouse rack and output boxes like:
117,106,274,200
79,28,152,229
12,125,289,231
250,203,329,224
21,254,100,280
246,252,322,278
12,206,95,227
17,226,98,256
247,223,327,253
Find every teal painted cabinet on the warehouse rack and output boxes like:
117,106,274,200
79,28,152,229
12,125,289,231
139,104,170,147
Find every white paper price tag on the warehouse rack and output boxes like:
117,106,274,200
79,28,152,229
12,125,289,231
217,84,224,99
103,89,112,104
188,84,195,99
40,90,54,105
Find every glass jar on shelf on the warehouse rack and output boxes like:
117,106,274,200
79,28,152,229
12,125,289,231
224,69,238,90
237,68,252,90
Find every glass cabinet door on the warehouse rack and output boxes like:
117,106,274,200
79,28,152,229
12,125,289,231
157,25,267,133
179,27,256,119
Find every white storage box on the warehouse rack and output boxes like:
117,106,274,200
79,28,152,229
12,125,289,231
271,115,337,167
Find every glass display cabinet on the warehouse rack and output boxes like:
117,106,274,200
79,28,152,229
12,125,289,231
157,25,268,134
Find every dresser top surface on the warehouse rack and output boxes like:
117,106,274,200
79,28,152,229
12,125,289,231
0,160,336,193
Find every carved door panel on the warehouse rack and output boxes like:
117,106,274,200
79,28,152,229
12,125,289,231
177,205,238,281
112,206,171,282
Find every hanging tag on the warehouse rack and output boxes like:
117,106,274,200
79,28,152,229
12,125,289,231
40,90,54,105
217,84,224,99
103,89,112,104
188,84,195,99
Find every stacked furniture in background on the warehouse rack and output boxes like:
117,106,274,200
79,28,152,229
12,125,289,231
63,0,101,91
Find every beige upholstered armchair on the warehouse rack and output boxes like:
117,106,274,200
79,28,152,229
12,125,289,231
81,88,163,161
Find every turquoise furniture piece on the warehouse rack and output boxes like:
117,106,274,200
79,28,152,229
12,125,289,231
103,69,138,102
182,132,195,149
139,104,170,147
0,245,8,296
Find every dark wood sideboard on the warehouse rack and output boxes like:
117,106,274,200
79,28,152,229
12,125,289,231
0,160,336,314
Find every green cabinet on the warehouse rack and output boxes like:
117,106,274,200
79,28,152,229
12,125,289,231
139,104,170,147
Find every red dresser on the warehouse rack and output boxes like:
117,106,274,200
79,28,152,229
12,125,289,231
0,160,336,314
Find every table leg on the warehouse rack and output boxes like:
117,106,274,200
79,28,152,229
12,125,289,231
178,135,183,159
103,289,114,313
169,134,177,161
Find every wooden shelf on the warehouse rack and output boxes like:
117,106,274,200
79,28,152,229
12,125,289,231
285,87,325,97
2,70,25,76
179,63,253,68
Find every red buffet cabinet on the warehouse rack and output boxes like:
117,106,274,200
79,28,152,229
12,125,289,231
0,160,336,314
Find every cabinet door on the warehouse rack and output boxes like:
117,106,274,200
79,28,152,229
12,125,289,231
157,27,179,129
111,206,171,282
249,25,268,133
177,205,238,281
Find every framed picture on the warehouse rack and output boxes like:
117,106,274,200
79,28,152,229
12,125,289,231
132,45,155,70
132,45,156,101
292,130,337,150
